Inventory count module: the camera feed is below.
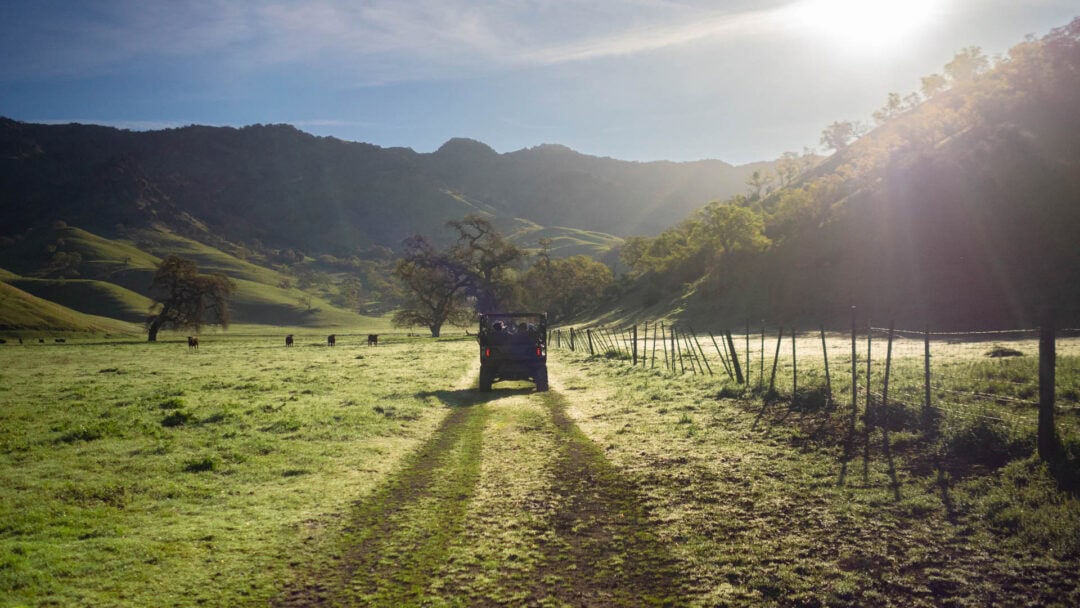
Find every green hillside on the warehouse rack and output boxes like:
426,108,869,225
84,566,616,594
0,224,383,331
502,218,623,258
616,20,1080,330
8,278,154,323
0,281,137,334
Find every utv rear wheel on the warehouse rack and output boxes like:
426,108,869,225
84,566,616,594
479,366,494,392
534,366,549,392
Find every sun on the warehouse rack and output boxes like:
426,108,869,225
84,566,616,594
790,0,940,54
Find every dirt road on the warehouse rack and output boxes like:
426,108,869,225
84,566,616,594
276,363,684,607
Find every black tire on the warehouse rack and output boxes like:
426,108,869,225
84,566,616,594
479,366,494,392
534,366,549,392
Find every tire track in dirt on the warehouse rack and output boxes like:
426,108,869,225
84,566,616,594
530,391,688,606
274,365,491,607
276,361,687,606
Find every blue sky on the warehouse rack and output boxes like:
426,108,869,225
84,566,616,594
1,1,1076,164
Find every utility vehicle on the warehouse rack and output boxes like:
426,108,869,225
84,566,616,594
477,312,548,392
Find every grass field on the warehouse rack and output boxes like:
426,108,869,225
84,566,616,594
2,333,1079,606
0,335,471,606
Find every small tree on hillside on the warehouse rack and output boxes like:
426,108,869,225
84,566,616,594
820,120,866,153
146,255,235,342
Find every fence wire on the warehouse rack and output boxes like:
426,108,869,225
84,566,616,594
549,321,1080,442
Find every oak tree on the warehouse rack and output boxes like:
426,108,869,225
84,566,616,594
146,255,235,342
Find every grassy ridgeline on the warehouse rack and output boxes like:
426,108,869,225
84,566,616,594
0,336,474,606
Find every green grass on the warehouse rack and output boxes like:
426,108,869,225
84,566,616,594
0,281,138,335
5,333,1078,606
8,278,155,323
0,336,474,607
548,341,1080,606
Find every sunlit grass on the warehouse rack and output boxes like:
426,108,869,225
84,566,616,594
550,341,1080,605
0,336,473,606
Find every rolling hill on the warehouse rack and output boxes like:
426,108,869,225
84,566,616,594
620,18,1080,330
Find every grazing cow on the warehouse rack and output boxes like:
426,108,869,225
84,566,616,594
0,339,6,344
285,334,294,347
367,334,378,347
327,334,336,347
55,338,66,343
39,338,44,343
187,336,199,350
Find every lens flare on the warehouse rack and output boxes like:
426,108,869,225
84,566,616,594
791,0,941,54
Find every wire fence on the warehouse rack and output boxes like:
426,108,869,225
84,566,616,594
550,317,1080,457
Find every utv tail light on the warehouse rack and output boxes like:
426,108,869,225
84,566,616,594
484,348,491,358
536,347,543,357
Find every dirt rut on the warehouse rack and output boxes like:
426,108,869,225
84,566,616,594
275,379,685,606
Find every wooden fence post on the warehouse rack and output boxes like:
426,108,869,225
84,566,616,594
651,321,658,369
792,328,798,401
865,322,872,431
587,329,594,356
642,322,648,368
691,328,713,376
569,327,576,351
674,327,684,374
760,322,766,392
883,321,895,428
768,327,784,395
683,331,701,375
1038,309,1057,461
710,332,733,379
851,307,858,433
923,325,932,432
661,323,669,372
820,325,832,406
632,325,638,366
745,321,751,388
726,330,744,384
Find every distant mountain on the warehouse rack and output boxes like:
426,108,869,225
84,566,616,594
425,138,766,238
0,118,764,257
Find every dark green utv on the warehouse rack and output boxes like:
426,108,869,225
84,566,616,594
477,312,548,392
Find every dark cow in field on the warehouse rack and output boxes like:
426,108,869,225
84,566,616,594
55,338,66,343
187,336,199,350
367,334,378,346
285,334,294,347
327,334,336,347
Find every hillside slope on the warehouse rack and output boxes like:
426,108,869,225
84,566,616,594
0,225,384,330
622,19,1080,330
0,280,137,334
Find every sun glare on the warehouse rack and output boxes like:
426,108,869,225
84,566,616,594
791,0,940,54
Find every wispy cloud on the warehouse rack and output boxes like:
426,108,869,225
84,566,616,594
2,0,796,82
510,7,786,66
